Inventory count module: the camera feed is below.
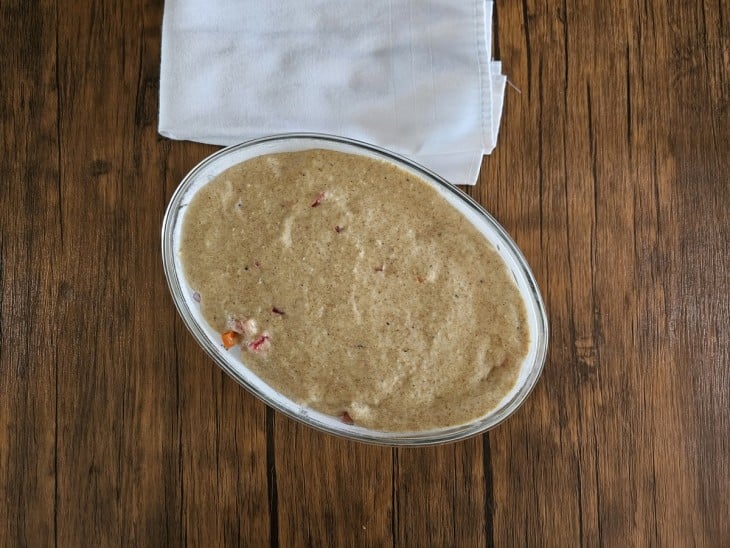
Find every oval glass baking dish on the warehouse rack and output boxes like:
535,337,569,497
162,133,548,446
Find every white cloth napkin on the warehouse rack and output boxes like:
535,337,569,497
159,0,506,185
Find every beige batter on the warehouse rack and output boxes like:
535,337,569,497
180,149,529,431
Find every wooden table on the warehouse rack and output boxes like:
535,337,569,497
2,0,727,545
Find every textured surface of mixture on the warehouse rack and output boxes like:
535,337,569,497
180,149,529,431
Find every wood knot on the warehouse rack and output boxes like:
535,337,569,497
88,159,111,177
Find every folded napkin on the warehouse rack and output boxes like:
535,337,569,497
159,0,506,185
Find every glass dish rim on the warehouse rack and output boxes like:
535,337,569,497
161,132,549,446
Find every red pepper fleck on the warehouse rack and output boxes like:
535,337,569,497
310,191,326,207
340,411,354,425
254,260,261,269
416,275,424,283
248,334,270,352
335,225,344,233
272,306,285,315
374,264,384,272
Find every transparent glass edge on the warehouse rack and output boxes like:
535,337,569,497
160,132,549,447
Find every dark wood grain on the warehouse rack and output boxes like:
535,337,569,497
1,0,727,545
0,1,59,545
274,415,392,546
